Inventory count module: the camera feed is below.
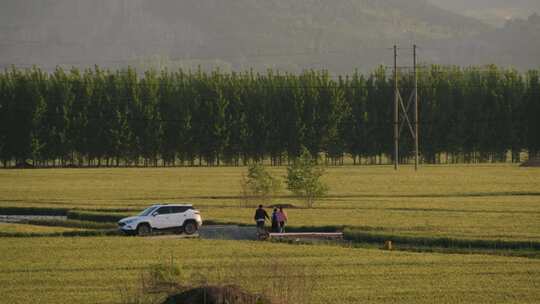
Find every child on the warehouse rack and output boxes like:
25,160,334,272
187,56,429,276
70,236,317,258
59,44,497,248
276,207,288,233
271,208,279,232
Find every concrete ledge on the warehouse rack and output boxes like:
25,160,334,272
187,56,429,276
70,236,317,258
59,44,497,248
269,232,343,239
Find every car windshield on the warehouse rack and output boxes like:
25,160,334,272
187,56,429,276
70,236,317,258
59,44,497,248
138,206,158,216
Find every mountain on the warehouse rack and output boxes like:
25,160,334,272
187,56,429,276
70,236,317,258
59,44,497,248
0,0,538,73
428,0,540,26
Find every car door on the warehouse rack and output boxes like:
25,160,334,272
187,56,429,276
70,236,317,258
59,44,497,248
170,206,190,227
152,207,172,229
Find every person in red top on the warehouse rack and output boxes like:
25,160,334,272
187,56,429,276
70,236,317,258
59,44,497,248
276,206,288,233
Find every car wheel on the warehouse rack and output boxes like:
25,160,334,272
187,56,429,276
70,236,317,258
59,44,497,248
183,221,198,235
137,224,151,236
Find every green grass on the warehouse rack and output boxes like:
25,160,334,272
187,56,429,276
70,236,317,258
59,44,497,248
343,228,540,250
202,204,540,242
25,218,117,230
1,165,539,242
0,206,69,215
0,222,118,237
0,222,83,234
0,237,539,304
0,166,539,303
66,210,130,223
1,165,539,208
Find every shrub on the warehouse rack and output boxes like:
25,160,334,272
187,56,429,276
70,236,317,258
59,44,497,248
285,148,328,208
124,257,316,304
240,163,280,207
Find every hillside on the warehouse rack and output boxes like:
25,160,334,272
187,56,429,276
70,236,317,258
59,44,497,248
0,0,489,73
421,13,540,68
428,0,540,26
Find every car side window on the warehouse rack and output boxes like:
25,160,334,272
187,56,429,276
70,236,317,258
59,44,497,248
155,207,172,215
171,206,190,214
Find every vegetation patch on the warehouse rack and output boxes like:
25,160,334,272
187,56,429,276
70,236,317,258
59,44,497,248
0,228,119,238
0,222,81,234
240,163,281,207
285,148,328,208
124,256,316,304
1,66,538,168
25,219,116,230
285,225,344,233
267,203,297,209
344,228,540,251
1,166,540,243
2,237,540,304
521,158,540,167
0,206,69,216
66,210,130,223
163,285,271,304
0,217,120,237
14,162,35,169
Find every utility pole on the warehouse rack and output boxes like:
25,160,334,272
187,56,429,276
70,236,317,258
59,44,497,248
394,45,399,170
393,44,420,171
414,44,419,170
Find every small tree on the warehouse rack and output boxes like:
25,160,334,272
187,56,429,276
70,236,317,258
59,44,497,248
240,163,280,207
286,148,328,208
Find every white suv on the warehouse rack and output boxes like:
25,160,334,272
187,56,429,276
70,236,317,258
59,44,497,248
118,204,203,236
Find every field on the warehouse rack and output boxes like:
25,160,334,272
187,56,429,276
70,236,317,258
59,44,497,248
1,165,540,303
2,165,540,208
1,165,539,241
1,237,539,304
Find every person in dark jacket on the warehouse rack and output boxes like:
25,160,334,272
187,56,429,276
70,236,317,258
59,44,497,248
254,205,270,229
271,208,279,232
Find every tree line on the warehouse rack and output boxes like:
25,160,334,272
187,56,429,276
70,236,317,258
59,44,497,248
0,65,538,167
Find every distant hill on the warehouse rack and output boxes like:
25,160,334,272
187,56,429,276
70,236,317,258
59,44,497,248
419,13,540,69
0,0,538,73
428,0,540,26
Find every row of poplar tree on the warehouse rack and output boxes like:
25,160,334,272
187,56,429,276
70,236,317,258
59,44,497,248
0,65,539,167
